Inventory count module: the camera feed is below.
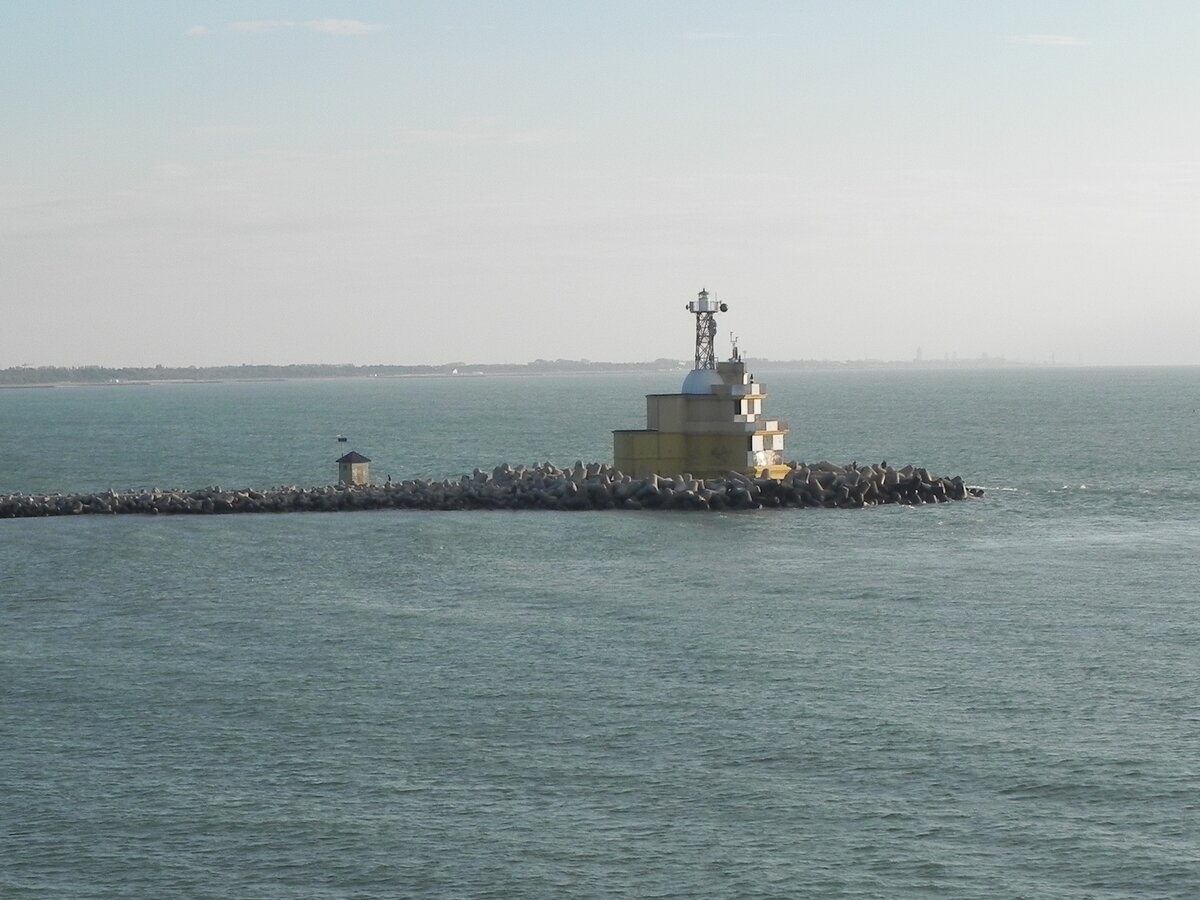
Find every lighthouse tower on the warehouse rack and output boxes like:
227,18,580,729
687,288,725,369
613,289,789,478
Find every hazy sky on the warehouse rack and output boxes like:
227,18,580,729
2,1,1197,367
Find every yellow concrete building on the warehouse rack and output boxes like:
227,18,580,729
336,451,371,485
613,290,789,479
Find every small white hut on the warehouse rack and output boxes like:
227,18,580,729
336,451,371,486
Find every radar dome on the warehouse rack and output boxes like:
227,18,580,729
681,368,724,395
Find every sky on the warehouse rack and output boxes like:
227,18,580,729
2,1,1198,367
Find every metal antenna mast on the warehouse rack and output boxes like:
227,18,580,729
685,288,727,369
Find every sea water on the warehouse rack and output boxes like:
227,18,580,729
2,368,1198,898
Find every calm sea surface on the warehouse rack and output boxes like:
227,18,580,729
2,368,1198,898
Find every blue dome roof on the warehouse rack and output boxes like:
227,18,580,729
681,368,724,395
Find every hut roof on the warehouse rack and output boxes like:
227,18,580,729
336,451,371,464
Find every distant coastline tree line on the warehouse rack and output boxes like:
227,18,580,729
0,359,692,386
0,355,1022,386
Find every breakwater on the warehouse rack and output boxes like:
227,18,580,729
0,462,981,518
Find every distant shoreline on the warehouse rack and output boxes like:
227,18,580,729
0,357,1071,389
0,370,674,390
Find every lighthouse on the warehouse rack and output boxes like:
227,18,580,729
612,289,789,479
687,287,724,369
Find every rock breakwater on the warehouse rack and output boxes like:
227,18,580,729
1,462,981,518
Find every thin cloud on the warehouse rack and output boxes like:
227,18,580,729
187,19,384,37
406,119,575,147
681,31,737,41
1009,34,1091,47
229,20,295,34
306,19,384,35
191,125,261,137
152,163,196,179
